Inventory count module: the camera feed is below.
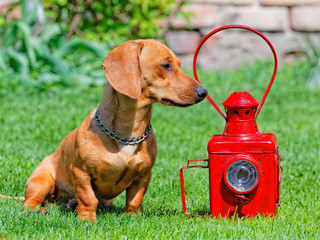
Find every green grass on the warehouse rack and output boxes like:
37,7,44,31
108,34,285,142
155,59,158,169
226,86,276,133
0,61,319,239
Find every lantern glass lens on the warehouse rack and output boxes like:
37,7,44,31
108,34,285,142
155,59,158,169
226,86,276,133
226,160,258,192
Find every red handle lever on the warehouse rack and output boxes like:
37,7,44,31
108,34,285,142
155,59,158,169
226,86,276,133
193,25,278,120
180,159,208,217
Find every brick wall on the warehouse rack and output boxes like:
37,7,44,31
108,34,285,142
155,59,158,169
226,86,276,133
166,0,320,70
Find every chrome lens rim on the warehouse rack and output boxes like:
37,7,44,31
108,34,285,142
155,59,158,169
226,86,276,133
226,160,259,192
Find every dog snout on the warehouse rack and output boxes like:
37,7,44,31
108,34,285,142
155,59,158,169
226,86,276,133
196,87,208,100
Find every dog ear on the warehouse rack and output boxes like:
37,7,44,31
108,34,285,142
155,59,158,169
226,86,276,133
102,41,143,99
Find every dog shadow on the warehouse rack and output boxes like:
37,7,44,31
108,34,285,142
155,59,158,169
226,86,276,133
48,199,203,218
58,204,188,218
56,201,126,217
96,204,126,216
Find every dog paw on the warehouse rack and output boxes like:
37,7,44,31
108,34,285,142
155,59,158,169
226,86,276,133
125,206,141,215
77,209,97,222
23,204,48,215
78,213,97,222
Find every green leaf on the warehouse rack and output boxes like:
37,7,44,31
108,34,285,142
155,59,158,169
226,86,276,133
69,73,94,87
0,16,5,27
14,73,36,86
0,50,8,72
16,21,36,66
2,21,18,47
37,72,62,86
29,37,49,57
22,0,40,25
40,24,61,43
56,0,68,6
55,39,108,59
6,48,30,75
38,52,71,75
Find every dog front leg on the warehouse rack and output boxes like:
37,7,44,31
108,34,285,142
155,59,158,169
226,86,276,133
23,172,55,212
72,166,98,221
125,171,151,214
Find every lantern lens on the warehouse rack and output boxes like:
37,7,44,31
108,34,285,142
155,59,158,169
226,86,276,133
226,160,258,192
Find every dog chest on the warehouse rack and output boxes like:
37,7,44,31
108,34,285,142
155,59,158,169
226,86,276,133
94,152,150,195
93,164,146,198
119,144,139,157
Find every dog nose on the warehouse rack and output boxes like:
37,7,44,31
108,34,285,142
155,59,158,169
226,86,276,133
196,87,208,100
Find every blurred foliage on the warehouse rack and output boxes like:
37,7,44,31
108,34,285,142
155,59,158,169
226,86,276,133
0,0,108,90
304,36,320,88
43,0,188,47
0,0,188,90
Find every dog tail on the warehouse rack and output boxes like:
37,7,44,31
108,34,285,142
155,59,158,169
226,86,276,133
0,194,25,201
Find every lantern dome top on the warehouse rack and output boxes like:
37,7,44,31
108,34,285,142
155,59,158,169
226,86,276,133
223,91,259,108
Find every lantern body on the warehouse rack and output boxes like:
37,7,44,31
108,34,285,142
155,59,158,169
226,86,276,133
179,25,282,219
208,133,281,218
180,91,282,219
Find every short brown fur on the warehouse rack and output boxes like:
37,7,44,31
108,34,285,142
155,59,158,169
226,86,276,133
23,40,206,221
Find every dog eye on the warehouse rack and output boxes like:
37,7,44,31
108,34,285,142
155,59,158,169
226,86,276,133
161,64,172,71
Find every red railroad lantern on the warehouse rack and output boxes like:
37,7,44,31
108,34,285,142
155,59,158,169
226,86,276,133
180,25,283,219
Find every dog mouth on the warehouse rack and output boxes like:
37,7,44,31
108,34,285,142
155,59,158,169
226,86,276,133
161,98,194,107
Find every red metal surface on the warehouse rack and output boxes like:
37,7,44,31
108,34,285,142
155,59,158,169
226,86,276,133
223,91,260,136
192,25,278,121
207,133,277,152
180,159,208,216
207,133,280,218
180,25,282,219
223,91,259,108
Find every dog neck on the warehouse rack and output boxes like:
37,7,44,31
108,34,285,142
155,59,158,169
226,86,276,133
97,82,153,140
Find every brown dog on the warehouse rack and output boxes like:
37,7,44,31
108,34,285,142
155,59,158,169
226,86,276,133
23,39,207,221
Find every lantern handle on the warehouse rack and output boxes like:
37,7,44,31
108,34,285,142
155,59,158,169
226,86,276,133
180,159,209,217
193,25,278,121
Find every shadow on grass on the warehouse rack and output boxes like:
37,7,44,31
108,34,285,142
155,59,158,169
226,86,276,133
141,207,210,218
55,202,126,217
43,201,210,218
97,204,126,216
97,205,187,218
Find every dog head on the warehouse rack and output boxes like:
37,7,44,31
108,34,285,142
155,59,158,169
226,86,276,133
102,40,207,107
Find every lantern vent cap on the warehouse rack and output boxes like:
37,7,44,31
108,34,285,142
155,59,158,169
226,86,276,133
223,91,259,108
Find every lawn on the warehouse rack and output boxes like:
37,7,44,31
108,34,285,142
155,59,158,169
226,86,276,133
0,61,319,239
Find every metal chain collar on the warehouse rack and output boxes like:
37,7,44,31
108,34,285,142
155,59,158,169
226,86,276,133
95,111,152,145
